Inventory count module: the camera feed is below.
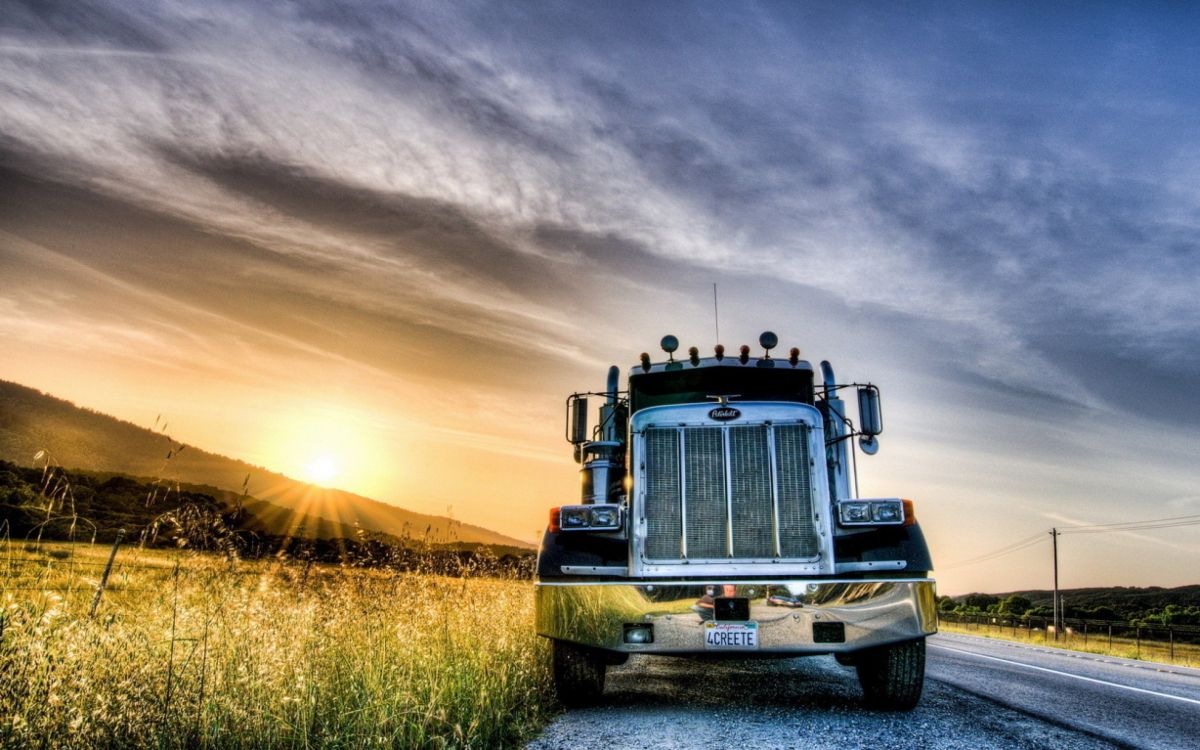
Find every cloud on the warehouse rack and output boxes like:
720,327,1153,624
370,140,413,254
2,1,1196,408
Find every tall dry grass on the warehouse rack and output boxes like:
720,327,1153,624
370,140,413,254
0,544,552,749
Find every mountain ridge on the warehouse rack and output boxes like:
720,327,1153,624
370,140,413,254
0,379,531,549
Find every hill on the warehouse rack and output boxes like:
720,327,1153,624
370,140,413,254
0,461,532,574
0,380,531,549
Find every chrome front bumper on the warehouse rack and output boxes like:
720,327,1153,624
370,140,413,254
535,579,937,654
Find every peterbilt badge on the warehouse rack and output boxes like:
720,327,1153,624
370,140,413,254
709,407,741,421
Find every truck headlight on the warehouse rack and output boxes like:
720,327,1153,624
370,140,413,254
553,504,623,532
561,507,591,528
838,501,872,524
837,499,905,527
872,501,902,523
590,506,619,527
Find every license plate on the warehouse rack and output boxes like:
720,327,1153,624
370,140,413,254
704,621,758,650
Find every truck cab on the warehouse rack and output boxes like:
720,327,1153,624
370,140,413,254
535,333,937,709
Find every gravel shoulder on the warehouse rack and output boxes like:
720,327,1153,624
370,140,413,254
527,648,1125,750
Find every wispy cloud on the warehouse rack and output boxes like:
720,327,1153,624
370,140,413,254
4,2,1194,408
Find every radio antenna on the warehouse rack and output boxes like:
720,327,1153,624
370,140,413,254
712,283,720,342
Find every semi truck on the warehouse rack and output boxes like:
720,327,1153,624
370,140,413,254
535,333,937,709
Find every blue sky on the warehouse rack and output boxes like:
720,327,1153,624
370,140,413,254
1,1,1197,593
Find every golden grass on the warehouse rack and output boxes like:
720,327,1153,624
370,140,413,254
0,543,552,749
940,620,1200,669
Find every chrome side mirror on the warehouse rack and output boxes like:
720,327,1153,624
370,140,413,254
568,396,589,445
857,386,882,436
857,385,882,442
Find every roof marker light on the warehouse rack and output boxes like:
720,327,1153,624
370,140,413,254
640,352,651,372
789,347,800,366
688,346,700,366
714,344,725,361
738,345,750,364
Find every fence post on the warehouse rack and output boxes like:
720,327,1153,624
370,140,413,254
1108,624,1113,649
1136,626,1141,658
1084,622,1088,647
89,529,125,617
1170,628,1174,661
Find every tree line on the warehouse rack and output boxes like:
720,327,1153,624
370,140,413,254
938,592,1200,628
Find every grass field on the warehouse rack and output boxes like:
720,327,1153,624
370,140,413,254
0,541,551,749
939,620,1200,669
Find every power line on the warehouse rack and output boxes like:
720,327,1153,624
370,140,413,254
940,533,1046,569
943,510,1200,569
1058,511,1200,529
1058,512,1200,535
939,532,1047,570
1063,520,1200,535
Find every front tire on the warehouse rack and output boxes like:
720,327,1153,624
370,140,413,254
551,639,606,706
855,638,925,710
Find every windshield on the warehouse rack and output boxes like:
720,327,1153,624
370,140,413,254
629,364,814,412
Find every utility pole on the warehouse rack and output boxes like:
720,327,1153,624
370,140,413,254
1050,527,1060,641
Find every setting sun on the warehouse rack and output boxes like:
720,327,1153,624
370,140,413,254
305,454,340,485
258,406,400,498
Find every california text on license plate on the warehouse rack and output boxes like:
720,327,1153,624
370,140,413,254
704,621,758,650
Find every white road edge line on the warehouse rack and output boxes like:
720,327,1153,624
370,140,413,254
940,632,1200,678
930,643,1200,706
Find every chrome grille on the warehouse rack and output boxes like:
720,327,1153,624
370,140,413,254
683,427,726,558
775,424,818,557
642,422,817,561
730,426,774,557
643,428,681,559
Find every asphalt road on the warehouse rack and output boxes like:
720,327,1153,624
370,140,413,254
928,632,1200,749
527,632,1200,750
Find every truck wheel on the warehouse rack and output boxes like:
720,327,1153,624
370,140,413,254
855,638,925,710
551,639,606,706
